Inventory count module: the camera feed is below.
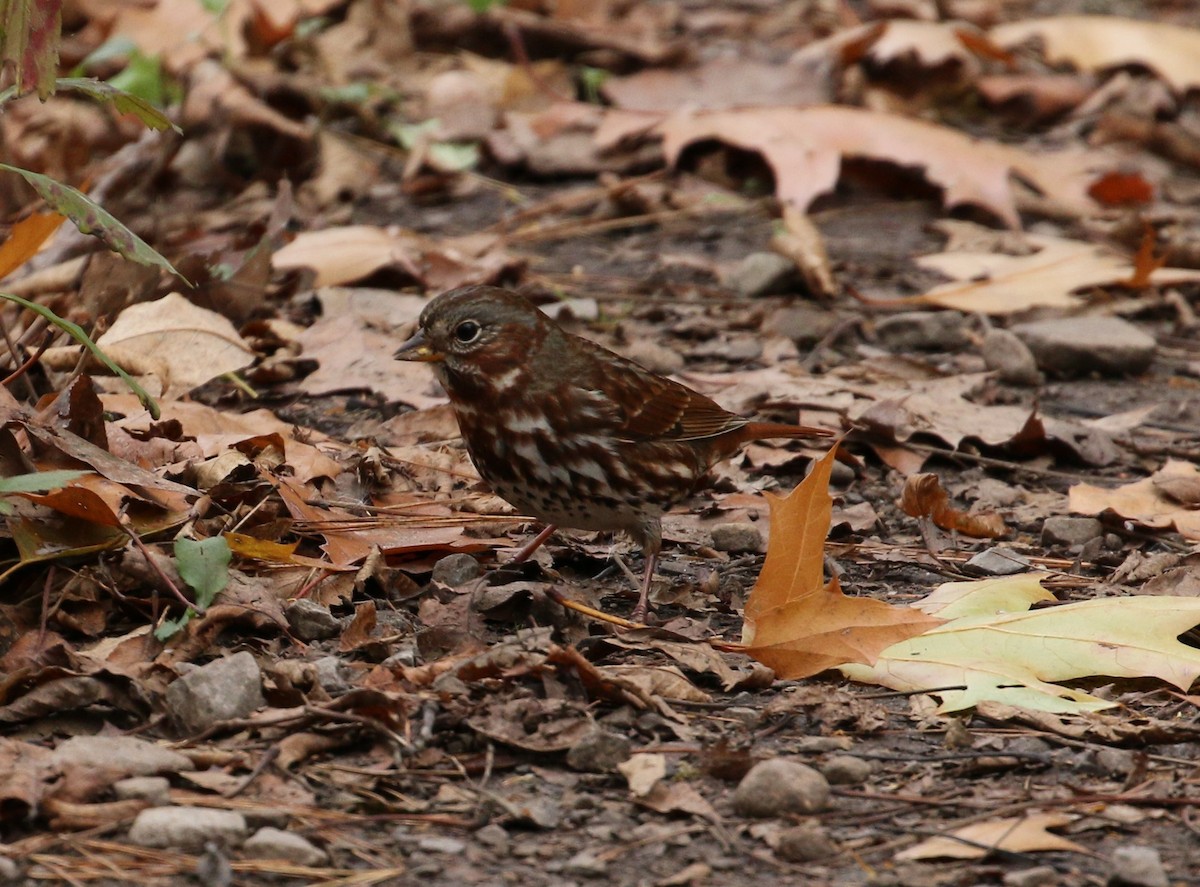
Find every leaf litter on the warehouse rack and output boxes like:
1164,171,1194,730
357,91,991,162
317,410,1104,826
1,1,1199,885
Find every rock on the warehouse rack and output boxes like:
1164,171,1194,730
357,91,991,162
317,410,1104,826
128,806,248,851
710,522,764,554
1108,844,1169,887
1004,865,1059,887
0,857,17,882
1041,517,1104,548
982,328,1041,386
875,311,968,352
195,841,233,887
819,754,874,785
431,553,482,586
722,252,796,297
1092,747,1135,776
1012,316,1156,377
622,339,685,375
284,599,341,641
113,776,171,805
776,823,837,862
732,758,830,818
691,335,764,363
418,836,467,854
474,823,511,855
166,651,265,734
53,736,194,778
243,827,328,866
313,655,351,692
770,305,837,348
566,729,632,773
965,546,1031,576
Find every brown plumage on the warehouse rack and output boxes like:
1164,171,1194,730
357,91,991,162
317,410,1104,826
395,285,832,620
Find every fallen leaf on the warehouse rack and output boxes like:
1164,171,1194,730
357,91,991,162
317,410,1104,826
842,574,1200,713
660,106,1099,228
900,473,1007,539
897,812,1085,860
992,16,1200,94
619,752,667,797
1070,459,1200,540
736,443,941,679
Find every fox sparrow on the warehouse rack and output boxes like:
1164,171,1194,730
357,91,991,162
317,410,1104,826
395,285,833,621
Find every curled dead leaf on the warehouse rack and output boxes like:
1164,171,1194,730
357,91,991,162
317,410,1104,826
900,473,1007,539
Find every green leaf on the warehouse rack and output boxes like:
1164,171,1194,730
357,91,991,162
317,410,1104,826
0,163,185,280
0,292,160,419
174,536,231,610
0,0,63,99
154,611,194,641
0,469,88,494
56,77,180,132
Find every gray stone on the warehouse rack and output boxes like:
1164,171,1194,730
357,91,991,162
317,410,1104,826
770,305,837,348
691,335,763,363
776,823,836,862
114,776,171,805
431,553,482,586
284,599,341,641
166,651,265,734
622,339,684,375
965,546,1032,576
1093,747,1135,776
1108,844,1169,887
732,758,830,818
1042,517,1104,548
313,655,351,692
128,806,248,851
819,754,874,785
418,836,467,854
53,736,194,778
564,848,609,877
0,857,17,882
195,841,232,887
1012,316,1156,377
474,823,511,855
244,827,328,866
982,328,1041,386
1004,865,1059,887
875,311,968,352
566,729,632,773
722,251,797,297
710,522,764,554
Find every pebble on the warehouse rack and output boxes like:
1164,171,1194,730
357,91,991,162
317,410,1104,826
1011,317,1156,377
1092,747,1136,776
982,328,1041,386
722,252,796,297
964,546,1032,576
1003,865,1059,887
1041,517,1104,548
128,806,248,851
284,599,342,641
474,823,511,855
709,522,764,554
566,729,632,773
113,776,172,805
312,655,351,692
195,841,232,887
770,305,838,348
819,754,874,785
776,823,837,862
431,553,482,586
243,827,328,866
732,758,830,818
0,857,17,882
874,311,968,352
1108,844,1169,887
564,848,609,877
691,336,763,363
417,836,467,854
165,651,265,734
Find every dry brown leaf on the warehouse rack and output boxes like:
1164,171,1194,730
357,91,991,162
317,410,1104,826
93,293,255,400
770,206,835,298
992,16,1200,94
660,106,1098,228
914,231,1200,313
1069,459,1200,540
900,473,1007,539
737,443,941,679
897,812,1085,860
0,211,66,280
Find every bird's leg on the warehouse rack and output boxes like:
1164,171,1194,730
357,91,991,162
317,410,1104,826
630,552,658,624
509,523,557,565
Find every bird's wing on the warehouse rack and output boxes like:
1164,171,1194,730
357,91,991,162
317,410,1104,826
569,341,746,443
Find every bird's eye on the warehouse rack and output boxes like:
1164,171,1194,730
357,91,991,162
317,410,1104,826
454,320,481,343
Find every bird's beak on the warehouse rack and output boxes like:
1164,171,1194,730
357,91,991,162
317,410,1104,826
394,329,444,362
